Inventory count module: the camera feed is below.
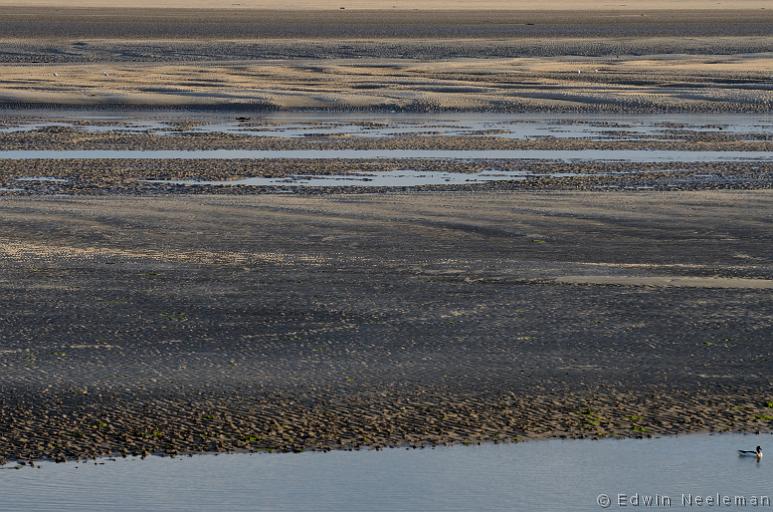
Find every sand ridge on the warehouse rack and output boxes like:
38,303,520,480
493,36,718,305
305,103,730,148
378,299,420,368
0,55,770,112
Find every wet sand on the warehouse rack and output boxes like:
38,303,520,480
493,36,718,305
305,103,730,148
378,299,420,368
3,8,771,40
1,191,772,463
1,158,771,196
0,115,771,196
3,0,770,9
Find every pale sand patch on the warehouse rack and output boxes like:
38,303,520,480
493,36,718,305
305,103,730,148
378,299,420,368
0,237,327,265
0,0,768,9
66,344,117,350
557,275,773,289
573,262,765,271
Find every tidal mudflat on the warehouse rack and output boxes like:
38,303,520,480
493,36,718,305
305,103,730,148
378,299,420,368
0,2,771,472
1,191,772,463
0,112,771,196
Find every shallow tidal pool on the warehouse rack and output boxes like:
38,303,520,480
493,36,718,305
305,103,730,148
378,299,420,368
1,149,771,162
2,433,772,511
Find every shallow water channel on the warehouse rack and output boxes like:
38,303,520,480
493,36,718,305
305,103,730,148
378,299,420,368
0,149,771,162
146,169,539,187
1,112,771,140
2,434,771,512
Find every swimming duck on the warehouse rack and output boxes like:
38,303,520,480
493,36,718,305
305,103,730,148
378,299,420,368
738,446,762,459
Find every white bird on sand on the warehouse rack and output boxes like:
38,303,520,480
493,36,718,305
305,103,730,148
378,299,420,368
738,446,762,460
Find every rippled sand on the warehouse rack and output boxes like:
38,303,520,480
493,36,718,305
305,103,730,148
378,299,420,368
0,7,770,111
1,191,772,462
1,55,770,112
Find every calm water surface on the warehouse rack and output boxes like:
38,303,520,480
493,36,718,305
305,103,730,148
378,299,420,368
1,112,771,140
145,169,536,187
2,434,771,512
0,149,771,162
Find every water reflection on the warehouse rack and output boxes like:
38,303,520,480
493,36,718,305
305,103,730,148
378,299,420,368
1,434,771,512
0,149,770,162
